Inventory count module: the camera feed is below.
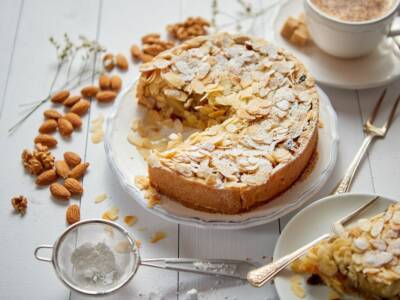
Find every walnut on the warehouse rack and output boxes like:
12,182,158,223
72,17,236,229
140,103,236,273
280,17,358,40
167,17,210,41
22,143,55,175
11,195,27,215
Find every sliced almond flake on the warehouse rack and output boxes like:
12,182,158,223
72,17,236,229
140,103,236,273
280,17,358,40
161,72,185,89
135,240,142,248
134,176,150,190
91,129,104,144
364,251,393,267
124,215,138,227
353,237,369,251
95,193,108,204
290,275,305,299
370,220,384,237
371,239,387,251
392,211,400,224
358,218,372,232
150,231,167,244
153,58,172,69
102,207,119,221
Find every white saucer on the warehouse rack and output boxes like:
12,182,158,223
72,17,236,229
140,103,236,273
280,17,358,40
104,83,338,229
274,193,397,300
272,0,400,90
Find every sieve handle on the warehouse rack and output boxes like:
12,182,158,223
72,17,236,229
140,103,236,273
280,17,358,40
34,245,53,262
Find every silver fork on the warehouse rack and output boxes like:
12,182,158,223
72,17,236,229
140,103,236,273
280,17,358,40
246,196,380,287
334,89,400,194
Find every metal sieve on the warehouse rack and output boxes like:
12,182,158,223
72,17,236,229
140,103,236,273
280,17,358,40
34,219,258,296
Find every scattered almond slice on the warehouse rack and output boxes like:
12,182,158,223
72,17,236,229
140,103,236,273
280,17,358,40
134,176,150,190
95,193,108,204
91,113,105,144
150,231,167,244
124,215,138,226
290,275,305,298
102,207,119,221
135,240,142,248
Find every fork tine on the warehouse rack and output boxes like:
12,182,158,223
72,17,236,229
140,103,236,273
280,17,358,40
368,89,387,124
382,94,400,133
337,196,380,226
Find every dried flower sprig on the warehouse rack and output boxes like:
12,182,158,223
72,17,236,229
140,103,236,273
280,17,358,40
210,0,280,34
9,34,106,134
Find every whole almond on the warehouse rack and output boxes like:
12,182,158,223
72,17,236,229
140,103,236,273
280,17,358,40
64,152,81,167
81,86,99,98
39,119,58,134
43,109,62,120
68,162,89,179
103,53,115,72
140,52,154,63
64,178,83,194
130,44,142,60
34,134,57,148
36,169,58,186
110,75,122,92
51,90,70,103
70,99,90,116
96,91,117,103
58,118,74,137
64,112,82,128
66,204,80,224
99,74,111,90
63,95,81,107
115,53,128,71
55,160,70,178
50,183,71,200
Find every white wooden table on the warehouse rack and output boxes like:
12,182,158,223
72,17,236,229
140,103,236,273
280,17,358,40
0,0,399,299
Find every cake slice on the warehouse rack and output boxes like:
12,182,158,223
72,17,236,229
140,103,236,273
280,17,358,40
292,203,400,299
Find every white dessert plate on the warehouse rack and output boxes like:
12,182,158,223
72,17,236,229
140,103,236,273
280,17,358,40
272,0,400,90
274,193,397,300
104,82,338,229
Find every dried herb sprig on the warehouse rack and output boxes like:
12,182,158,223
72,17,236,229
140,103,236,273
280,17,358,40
210,0,280,33
9,34,106,134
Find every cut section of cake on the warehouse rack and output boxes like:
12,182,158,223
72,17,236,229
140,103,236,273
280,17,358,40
292,203,400,299
135,33,319,214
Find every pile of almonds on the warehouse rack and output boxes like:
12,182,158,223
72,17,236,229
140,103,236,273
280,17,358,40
166,17,210,41
131,33,175,63
23,147,89,200
129,16,210,63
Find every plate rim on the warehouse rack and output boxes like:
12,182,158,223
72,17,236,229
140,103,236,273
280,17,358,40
273,192,398,300
104,82,339,229
272,0,400,90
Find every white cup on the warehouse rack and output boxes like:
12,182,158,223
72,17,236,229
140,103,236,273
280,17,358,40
304,0,400,58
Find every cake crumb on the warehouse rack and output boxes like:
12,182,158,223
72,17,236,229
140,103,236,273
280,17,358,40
291,275,305,298
150,231,167,243
124,215,138,226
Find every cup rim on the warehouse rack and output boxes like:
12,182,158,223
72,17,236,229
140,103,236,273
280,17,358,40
51,219,140,296
305,0,400,26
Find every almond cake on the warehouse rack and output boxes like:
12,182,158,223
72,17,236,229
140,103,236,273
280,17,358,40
292,203,400,299
135,33,319,214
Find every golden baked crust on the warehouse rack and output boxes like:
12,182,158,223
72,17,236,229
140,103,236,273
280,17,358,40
135,33,319,214
292,203,400,299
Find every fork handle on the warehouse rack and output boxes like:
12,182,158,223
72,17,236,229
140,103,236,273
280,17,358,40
333,135,374,194
247,233,331,287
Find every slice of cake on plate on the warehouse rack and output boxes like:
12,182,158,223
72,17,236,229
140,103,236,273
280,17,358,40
292,203,400,299
135,33,319,214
